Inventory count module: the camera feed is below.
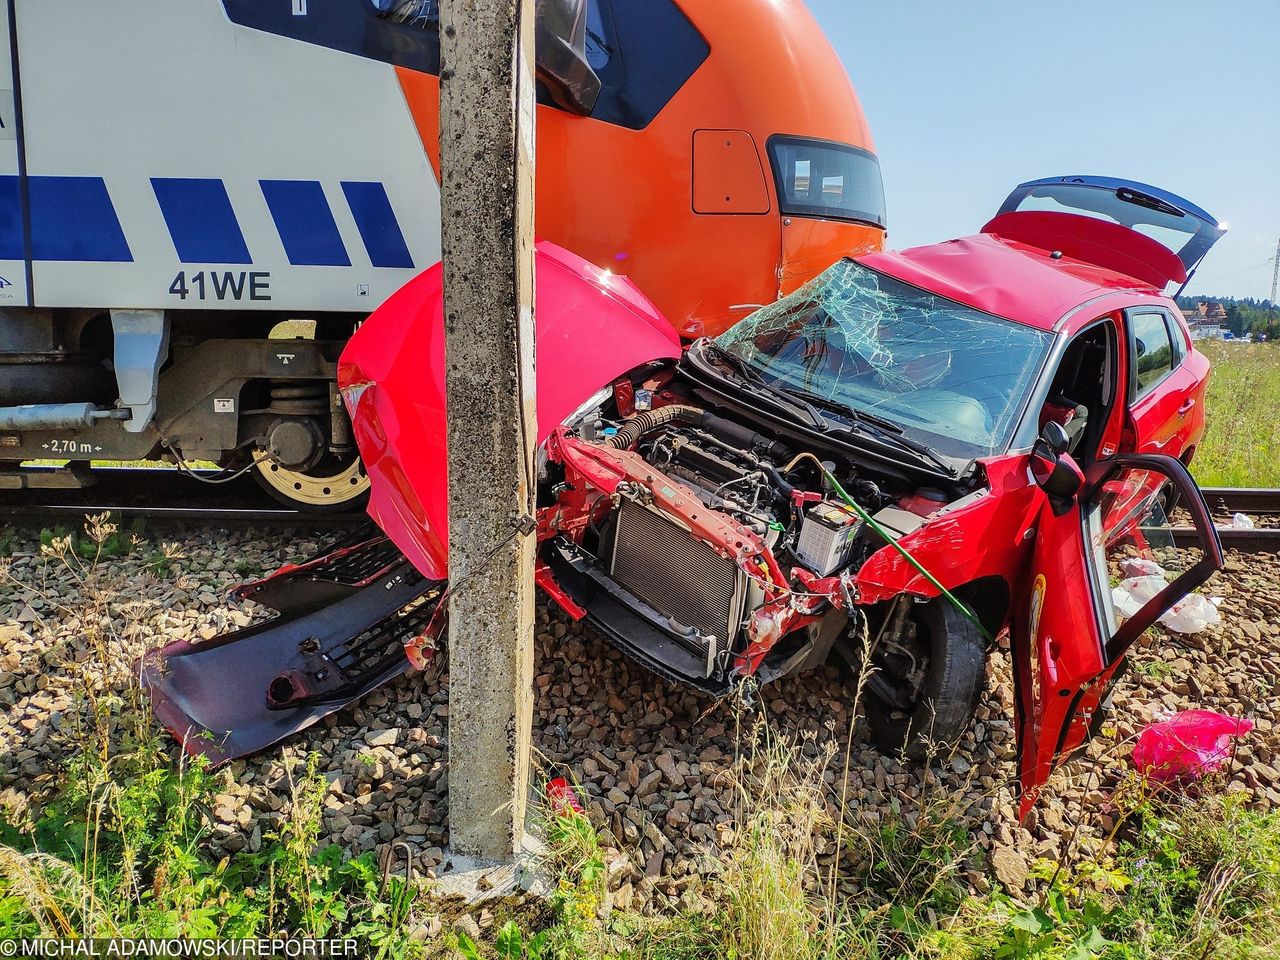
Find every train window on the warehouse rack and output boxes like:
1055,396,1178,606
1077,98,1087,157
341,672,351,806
584,1,613,70
768,137,886,228
369,0,439,27
578,0,709,130
222,0,441,73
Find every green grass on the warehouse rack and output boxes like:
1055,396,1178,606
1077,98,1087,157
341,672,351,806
1193,341,1280,487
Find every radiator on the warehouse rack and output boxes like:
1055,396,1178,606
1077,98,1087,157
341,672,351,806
610,501,746,671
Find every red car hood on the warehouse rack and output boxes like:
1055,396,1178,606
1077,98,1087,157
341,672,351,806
337,241,682,579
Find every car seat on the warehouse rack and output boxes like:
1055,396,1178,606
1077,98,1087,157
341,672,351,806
1041,394,1089,454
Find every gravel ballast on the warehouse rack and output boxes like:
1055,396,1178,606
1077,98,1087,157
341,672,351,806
0,522,1276,913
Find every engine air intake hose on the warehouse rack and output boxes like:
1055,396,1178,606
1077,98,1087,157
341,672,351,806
604,404,703,449
700,412,789,461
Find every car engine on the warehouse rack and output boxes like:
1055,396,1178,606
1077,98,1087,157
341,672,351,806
543,386,951,688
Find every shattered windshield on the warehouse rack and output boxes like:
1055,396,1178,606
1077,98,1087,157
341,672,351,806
714,261,1053,458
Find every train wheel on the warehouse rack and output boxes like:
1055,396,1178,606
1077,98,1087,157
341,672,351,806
251,449,370,512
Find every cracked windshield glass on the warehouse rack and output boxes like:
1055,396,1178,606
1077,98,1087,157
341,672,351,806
715,260,1053,459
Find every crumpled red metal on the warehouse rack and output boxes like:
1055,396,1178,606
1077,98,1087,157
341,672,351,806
337,241,681,579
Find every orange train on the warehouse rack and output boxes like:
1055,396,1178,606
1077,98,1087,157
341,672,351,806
0,0,885,507
397,0,886,337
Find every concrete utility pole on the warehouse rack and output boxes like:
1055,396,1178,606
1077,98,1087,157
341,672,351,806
439,0,537,863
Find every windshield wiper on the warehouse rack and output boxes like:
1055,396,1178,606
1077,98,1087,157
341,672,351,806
779,385,903,433
857,423,956,476
696,344,955,477
779,385,957,476
699,344,830,431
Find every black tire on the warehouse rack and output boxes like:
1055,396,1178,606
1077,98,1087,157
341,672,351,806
860,598,986,760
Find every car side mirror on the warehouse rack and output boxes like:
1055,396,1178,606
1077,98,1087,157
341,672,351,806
1031,423,1083,515
534,0,603,115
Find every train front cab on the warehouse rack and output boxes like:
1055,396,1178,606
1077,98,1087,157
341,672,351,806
397,0,887,339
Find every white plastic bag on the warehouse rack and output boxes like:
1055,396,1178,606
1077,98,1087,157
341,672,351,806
1230,512,1255,529
1121,557,1165,579
1111,576,1221,634
1159,593,1222,634
1112,575,1167,619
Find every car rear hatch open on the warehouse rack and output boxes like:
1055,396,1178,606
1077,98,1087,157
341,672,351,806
983,176,1225,290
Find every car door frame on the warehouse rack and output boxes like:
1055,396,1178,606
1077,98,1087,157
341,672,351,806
1010,449,1223,816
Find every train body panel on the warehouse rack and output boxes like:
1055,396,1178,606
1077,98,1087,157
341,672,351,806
8,0,440,313
0,6,23,309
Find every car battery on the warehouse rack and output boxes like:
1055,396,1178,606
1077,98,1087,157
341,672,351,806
796,500,863,575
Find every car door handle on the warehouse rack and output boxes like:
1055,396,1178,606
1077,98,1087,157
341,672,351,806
1177,398,1196,416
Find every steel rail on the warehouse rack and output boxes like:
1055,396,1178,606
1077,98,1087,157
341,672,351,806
0,502,366,530
4,472,1279,548
1173,525,1280,553
1199,488,1280,515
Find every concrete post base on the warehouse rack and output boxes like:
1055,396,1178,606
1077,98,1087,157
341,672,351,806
432,831,549,904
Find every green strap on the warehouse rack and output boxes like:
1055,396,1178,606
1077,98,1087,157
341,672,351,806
817,464,994,644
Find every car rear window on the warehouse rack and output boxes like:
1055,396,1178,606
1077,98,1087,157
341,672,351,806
1131,312,1175,399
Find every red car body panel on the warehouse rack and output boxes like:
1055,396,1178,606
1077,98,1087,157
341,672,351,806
852,457,1042,606
981,211,1189,288
337,242,681,579
859,234,1159,331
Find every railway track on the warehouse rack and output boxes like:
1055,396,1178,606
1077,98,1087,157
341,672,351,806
1199,487,1280,516
2,471,1279,550
1191,487,1280,553
0,467,365,531
0,501,366,530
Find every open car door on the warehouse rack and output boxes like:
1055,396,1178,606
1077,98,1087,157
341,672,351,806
1011,450,1224,816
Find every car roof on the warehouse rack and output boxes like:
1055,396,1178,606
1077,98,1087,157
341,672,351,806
858,233,1162,331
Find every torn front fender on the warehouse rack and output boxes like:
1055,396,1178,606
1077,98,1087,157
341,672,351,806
854,458,1040,606
338,241,682,579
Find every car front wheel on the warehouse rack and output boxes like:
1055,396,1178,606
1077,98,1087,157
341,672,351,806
835,596,986,760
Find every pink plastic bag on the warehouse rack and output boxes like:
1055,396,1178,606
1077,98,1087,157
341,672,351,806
1132,709,1253,784
546,777,585,817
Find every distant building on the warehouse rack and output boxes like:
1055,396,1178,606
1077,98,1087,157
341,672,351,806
1185,301,1229,340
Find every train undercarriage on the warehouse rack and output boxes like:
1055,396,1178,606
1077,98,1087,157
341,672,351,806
0,308,369,510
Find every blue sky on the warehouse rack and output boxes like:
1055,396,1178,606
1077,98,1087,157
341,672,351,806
808,0,1280,300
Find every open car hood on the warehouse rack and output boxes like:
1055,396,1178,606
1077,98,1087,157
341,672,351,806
337,241,682,579
983,176,1225,289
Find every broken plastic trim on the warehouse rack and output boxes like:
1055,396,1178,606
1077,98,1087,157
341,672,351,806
141,534,441,764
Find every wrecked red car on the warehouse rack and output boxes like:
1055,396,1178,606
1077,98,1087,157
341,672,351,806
145,177,1227,811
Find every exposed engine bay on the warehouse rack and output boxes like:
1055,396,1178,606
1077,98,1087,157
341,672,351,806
537,361,964,695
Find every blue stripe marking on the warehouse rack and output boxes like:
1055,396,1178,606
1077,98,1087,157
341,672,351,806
341,181,414,269
152,178,252,264
0,176,132,262
31,176,132,262
260,180,350,267
0,176,21,260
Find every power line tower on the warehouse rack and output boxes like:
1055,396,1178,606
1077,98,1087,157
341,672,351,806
1271,237,1280,307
